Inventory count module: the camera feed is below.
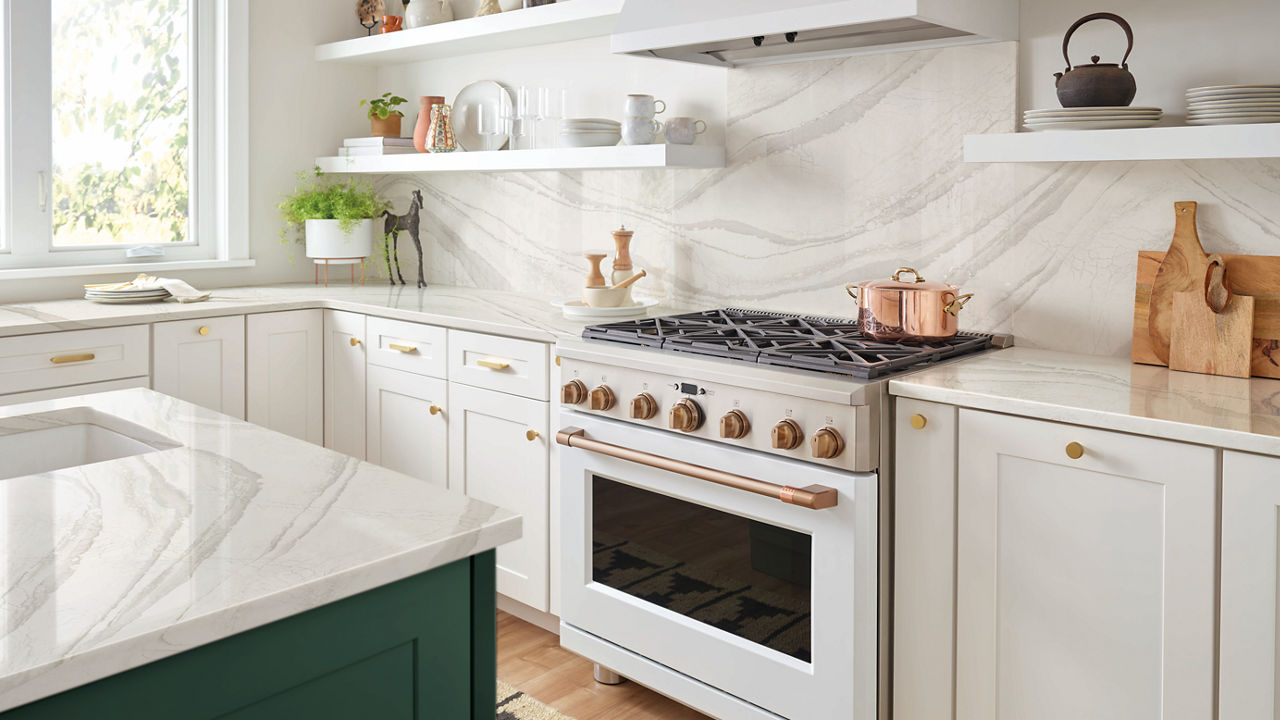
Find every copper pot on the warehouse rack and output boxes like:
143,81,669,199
844,268,974,343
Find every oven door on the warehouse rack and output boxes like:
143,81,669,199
559,410,877,720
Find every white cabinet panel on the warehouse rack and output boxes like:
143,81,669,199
1221,451,1280,719
366,316,447,378
893,398,958,720
448,330,548,400
449,382,548,610
366,364,448,489
246,310,323,444
153,316,245,418
323,310,366,458
0,325,149,396
956,409,1216,720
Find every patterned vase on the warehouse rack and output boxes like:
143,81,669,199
413,95,444,153
427,103,456,153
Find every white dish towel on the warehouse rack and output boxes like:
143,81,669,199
87,273,211,303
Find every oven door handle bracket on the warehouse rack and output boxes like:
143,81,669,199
555,427,839,510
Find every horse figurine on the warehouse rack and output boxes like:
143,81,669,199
381,189,426,288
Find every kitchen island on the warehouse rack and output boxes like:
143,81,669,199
0,388,521,719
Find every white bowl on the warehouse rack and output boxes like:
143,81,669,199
560,132,621,147
582,286,631,308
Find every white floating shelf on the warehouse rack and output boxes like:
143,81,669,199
965,123,1280,163
315,144,726,174
315,0,624,65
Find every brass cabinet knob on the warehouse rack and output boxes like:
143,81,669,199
910,414,927,430
561,380,587,405
669,399,704,433
1066,442,1084,460
629,393,657,420
811,427,845,459
589,385,616,411
198,325,210,336
526,429,540,442
429,405,443,416
719,410,750,439
350,337,362,347
771,419,804,450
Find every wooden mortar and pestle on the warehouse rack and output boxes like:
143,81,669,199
583,269,647,308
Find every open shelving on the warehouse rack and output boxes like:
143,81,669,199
315,144,726,174
964,123,1280,163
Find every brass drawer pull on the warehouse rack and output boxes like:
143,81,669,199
51,353,95,365
1066,442,1085,460
910,414,927,430
389,343,418,353
477,358,510,370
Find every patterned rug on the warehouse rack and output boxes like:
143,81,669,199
497,680,576,720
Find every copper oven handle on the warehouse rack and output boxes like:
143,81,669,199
556,426,839,510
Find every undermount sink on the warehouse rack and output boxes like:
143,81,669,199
0,407,182,481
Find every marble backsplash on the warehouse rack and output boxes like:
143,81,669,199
374,41,1280,357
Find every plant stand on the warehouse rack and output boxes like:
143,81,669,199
314,258,366,287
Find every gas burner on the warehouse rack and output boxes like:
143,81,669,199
582,308,994,379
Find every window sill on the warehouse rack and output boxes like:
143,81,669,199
0,258,256,281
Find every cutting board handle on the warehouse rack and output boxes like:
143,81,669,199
1204,254,1233,313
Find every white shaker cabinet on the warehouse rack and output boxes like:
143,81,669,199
955,409,1216,720
366,364,448,489
153,316,246,418
448,381,549,611
323,310,366,458
1220,451,1280,719
246,310,323,444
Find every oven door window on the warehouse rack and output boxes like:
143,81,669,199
591,475,813,663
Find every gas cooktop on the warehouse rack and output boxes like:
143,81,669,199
582,308,995,380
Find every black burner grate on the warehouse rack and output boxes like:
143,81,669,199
582,308,994,380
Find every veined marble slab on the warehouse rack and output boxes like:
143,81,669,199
0,388,521,713
890,347,1280,458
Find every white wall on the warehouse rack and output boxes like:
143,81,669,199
0,0,375,303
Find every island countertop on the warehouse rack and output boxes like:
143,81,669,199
0,388,521,713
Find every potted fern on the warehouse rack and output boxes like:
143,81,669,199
361,92,409,138
278,169,390,260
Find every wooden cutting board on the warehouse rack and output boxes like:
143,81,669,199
1148,202,1212,364
1133,251,1280,378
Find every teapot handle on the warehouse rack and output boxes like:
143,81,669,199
1061,12,1134,73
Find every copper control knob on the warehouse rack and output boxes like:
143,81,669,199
589,385,616,411
561,380,587,405
810,427,845,459
669,399,704,433
630,393,658,420
720,410,750,439
771,419,804,450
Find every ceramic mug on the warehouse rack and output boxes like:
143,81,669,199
621,117,662,145
624,94,666,118
664,117,707,145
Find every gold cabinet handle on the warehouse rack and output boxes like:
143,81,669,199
1066,442,1085,460
389,343,417,353
198,325,210,336
50,353,95,365
429,405,443,416
350,337,362,347
910,414,927,430
477,358,510,370
526,429,541,442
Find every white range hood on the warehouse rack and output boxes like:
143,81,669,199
611,0,1017,68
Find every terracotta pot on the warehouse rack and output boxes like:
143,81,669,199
845,267,974,343
413,96,445,152
369,113,403,138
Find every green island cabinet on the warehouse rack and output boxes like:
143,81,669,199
2,552,497,720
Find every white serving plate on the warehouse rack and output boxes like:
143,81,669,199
559,133,621,148
452,80,513,152
1024,106,1162,117
1024,117,1162,131
85,294,171,304
84,289,170,298
1024,114,1161,123
562,118,619,126
1187,110,1280,118
1187,84,1280,94
1187,116,1280,126
552,298,658,319
1187,103,1280,113
1185,88,1280,100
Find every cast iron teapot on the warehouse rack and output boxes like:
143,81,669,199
1053,12,1137,107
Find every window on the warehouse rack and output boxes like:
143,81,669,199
0,0,247,272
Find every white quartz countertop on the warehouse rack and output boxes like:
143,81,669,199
890,347,1280,458
0,388,521,713
0,284,619,343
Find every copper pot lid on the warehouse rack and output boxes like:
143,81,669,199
855,267,958,293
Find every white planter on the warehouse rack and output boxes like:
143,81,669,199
304,218,375,260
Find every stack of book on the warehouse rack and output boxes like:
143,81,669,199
338,137,419,156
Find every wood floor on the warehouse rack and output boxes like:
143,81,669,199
497,611,711,720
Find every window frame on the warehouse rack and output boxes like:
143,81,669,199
0,0,248,272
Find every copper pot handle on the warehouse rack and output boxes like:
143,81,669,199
1061,12,1135,73
944,293,974,316
845,284,858,300
892,268,926,283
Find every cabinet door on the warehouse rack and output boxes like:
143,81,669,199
153,316,245,418
323,310,366,458
956,409,1216,720
366,365,448,489
246,310,323,444
448,382,549,611
1221,451,1280,718
893,398,958,720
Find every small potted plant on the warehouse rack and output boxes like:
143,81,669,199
361,92,409,137
278,169,390,260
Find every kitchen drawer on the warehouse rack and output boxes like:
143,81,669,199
367,317,447,379
0,325,149,396
0,376,149,407
447,330,548,401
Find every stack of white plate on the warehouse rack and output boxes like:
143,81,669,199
83,284,171,304
560,118,621,148
1023,106,1163,131
1186,85,1280,125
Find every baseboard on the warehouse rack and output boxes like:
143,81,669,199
497,594,560,634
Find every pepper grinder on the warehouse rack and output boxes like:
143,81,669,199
611,226,638,304
583,253,608,288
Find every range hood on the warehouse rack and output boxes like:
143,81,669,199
611,0,1017,68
